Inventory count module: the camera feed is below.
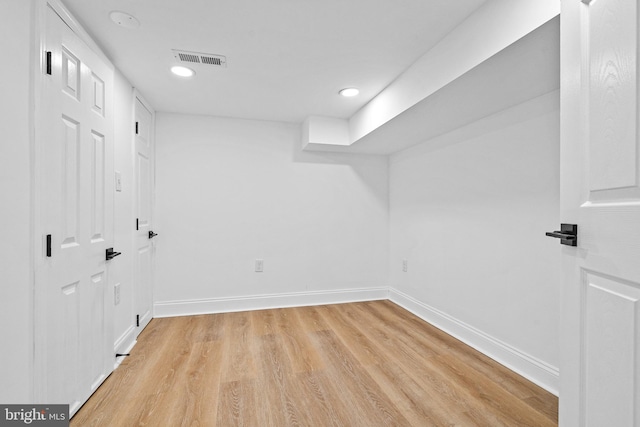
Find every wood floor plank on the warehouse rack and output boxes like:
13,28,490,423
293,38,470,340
273,308,325,373
316,304,388,366
292,370,355,427
220,311,256,383
216,379,257,427
366,362,477,427
255,333,308,426
311,329,412,426
72,301,558,426
190,312,226,342
252,308,277,336
290,305,330,332
163,341,224,426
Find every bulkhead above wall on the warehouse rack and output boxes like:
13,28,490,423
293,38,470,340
302,0,560,155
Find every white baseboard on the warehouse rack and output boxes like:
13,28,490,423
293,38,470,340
113,325,137,369
389,287,559,396
154,287,389,318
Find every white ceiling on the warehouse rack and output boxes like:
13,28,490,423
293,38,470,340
62,0,487,123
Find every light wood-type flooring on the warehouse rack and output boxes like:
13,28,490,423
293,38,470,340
71,300,558,426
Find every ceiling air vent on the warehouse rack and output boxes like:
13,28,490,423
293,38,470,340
172,49,227,68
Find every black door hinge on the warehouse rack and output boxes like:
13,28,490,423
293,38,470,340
135,122,139,135
46,234,52,257
136,218,139,230
45,51,52,75
136,314,140,327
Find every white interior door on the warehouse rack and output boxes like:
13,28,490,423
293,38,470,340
134,96,155,333
560,0,640,425
35,4,114,416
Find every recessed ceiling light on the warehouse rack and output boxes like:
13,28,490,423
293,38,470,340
109,11,140,29
170,66,196,78
339,87,359,97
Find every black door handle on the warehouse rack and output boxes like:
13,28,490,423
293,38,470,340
106,248,122,260
545,224,578,246
148,231,158,239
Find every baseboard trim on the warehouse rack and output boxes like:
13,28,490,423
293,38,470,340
154,287,389,318
113,325,137,369
389,288,559,396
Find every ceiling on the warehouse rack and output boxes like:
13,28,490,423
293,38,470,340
62,0,487,123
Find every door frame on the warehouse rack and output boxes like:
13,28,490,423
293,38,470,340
32,0,116,402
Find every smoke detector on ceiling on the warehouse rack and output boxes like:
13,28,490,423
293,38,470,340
109,11,140,29
172,50,227,68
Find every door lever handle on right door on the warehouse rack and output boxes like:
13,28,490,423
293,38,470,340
148,231,158,239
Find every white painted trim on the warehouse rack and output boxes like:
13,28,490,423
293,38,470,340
389,288,559,396
46,0,113,69
113,326,137,369
154,287,389,318
133,89,155,115
32,0,48,404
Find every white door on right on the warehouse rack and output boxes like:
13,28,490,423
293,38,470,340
560,0,640,425
134,96,154,333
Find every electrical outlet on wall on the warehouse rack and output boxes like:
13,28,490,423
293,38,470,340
114,283,121,305
255,259,264,272
402,260,408,273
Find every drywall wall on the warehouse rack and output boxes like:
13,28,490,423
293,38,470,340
350,0,560,142
0,0,34,403
389,92,561,391
154,114,389,314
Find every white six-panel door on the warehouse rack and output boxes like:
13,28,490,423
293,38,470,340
560,0,640,425
35,3,114,416
134,96,154,334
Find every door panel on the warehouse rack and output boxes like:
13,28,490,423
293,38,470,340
587,0,640,203
560,0,640,425
588,0,637,193
90,130,105,242
86,271,107,391
137,152,151,230
91,73,105,116
137,245,153,327
59,280,80,410
583,272,640,426
36,4,114,416
60,116,80,246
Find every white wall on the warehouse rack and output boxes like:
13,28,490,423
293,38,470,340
349,0,560,142
154,114,389,313
389,92,561,391
0,0,34,403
